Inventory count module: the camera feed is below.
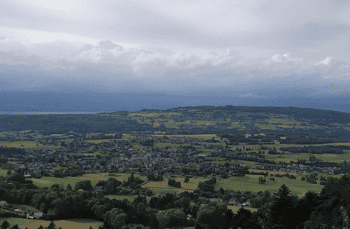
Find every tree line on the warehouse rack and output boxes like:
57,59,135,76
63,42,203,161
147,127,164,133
2,172,350,228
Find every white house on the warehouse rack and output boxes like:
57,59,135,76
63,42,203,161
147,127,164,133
34,212,43,219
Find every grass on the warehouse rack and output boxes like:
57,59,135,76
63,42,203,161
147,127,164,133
263,151,350,164
215,175,323,199
248,169,297,176
0,168,15,176
142,177,208,194
0,217,103,229
84,139,112,143
0,141,61,150
28,172,337,199
30,173,144,189
132,143,144,149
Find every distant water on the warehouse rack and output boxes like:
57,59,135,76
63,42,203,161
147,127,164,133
0,111,104,115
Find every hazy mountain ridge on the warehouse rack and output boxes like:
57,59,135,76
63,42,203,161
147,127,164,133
0,106,349,142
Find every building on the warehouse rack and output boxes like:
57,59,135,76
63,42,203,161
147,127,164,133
0,201,7,206
34,212,43,219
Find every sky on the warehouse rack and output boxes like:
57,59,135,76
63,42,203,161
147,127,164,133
1,0,350,112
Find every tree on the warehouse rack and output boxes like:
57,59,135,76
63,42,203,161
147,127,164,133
197,180,215,193
104,208,126,229
168,178,175,186
47,221,56,229
197,202,227,229
6,170,11,176
265,184,298,229
223,209,234,229
74,180,93,191
1,220,10,229
147,213,159,229
40,202,47,213
184,177,190,183
37,225,44,229
156,208,187,229
295,191,321,228
10,226,19,229
232,207,253,229
66,184,72,191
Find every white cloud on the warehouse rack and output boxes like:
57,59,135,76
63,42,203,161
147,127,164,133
1,36,349,82
314,56,332,66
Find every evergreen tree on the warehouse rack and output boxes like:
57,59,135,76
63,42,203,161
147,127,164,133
265,184,298,229
47,221,56,229
66,184,72,191
1,220,10,229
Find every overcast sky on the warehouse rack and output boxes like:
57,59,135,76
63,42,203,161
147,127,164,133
1,0,350,112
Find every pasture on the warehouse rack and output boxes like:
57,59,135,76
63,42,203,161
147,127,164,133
0,141,61,150
141,177,208,194
27,172,336,199
264,151,350,164
0,217,103,229
84,139,112,143
0,168,15,176
215,175,324,198
30,173,144,189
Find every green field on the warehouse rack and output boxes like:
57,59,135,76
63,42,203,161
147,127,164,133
215,174,324,198
30,173,144,189
0,168,15,176
0,217,103,229
84,139,112,143
132,143,144,149
0,141,61,150
25,171,340,200
142,177,209,194
264,151,350,164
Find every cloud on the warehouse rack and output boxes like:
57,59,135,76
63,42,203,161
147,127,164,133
1,35,350,96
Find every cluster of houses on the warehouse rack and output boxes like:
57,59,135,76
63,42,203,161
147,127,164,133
0,131,346,186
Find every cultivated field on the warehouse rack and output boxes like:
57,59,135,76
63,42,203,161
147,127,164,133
215,175,323,198
141,177,208,194
29,173,144,189
264,151,350,164
25,171,340,199
0,141,61,150
0,217,103,229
